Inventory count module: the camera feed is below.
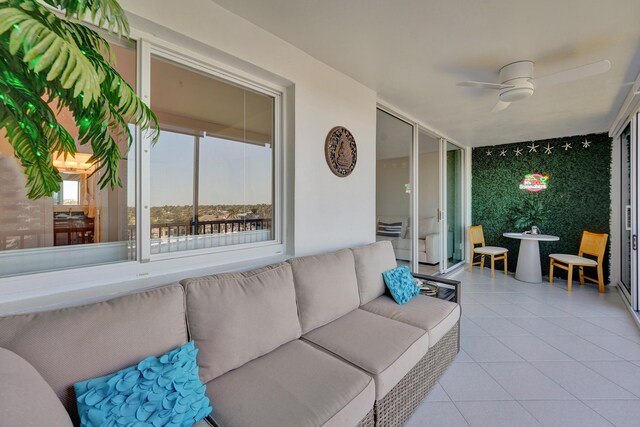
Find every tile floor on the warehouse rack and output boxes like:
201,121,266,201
406,268,640,427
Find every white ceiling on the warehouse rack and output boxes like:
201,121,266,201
211,0,640,147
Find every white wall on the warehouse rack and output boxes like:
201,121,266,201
0,0,377,311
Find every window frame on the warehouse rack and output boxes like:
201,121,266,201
0,33,287,299
140,40,284,262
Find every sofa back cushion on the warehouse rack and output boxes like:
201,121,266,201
181,263,301,383
0,285,188,423
351,241,398,305
419,217,438,238
288,249,361,333
0,347,74,426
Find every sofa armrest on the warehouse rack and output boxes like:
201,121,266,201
0,347,74,427
412,273,461,304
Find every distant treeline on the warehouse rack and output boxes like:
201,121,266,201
128,204,273,224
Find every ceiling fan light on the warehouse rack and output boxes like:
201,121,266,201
499,86,534,102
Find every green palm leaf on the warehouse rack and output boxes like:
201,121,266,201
0,0,159,198
41,0,128,34
0,3,104,106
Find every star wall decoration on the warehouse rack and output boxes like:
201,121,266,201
486,149,492,156
499,149,507,157
514,147,523,156
543,143,553,155
562,142,572,151
582,139,591,148
527,143,539,153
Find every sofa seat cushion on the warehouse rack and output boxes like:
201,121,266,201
0,285,188,423
351,241,397,305
207,340,374,427
182,263,301,383
288,249,361,334
0,347,73,427
303,309,429,399
362,295,461,347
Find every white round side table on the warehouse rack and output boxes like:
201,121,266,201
503,233,560,283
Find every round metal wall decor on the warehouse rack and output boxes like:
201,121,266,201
325,126,357,177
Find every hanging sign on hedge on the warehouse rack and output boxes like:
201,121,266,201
519,173,549,192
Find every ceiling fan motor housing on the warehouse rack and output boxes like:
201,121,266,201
499,61,534,102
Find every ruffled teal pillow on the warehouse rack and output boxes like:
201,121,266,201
382,266,420,304
74,341,212,427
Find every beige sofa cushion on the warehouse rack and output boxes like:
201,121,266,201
0,285,188,422
303,309,429,399
418,217,437,238
0,347,73,427
207,339,374,427
288,249,361,333
351,241,397,305
182,263,301,382
362,294,461,347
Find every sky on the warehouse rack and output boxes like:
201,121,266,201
149,131,272,207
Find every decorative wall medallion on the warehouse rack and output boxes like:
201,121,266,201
325,126,357,177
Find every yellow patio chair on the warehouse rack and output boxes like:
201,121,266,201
468,225,508,278
548,231,608,292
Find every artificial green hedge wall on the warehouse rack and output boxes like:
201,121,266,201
472,132,611,281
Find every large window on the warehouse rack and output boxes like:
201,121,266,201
0,41,282,279
148,54,275,255
0,42,137,277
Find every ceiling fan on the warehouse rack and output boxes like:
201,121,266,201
457,60,611,112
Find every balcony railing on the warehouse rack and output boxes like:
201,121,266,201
149,218,272,239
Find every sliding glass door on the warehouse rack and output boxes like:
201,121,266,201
620,116,638,311
417,130,441,275
442,141,465,271
376,107,466,275
621,124,632,296
376,109,414,269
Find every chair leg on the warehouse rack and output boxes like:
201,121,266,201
597,265,604,293
490,255,495,278
548,260,554,284
579,266,585,286
480,255,485,271
468,259,473,272
503,253,508,275
567,265,573,292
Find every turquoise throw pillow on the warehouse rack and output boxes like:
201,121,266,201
383,266,420,304
74,341,212,427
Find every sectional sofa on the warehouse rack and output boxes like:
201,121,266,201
0,241,460,427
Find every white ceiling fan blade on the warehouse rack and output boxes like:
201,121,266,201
457,81,514,90
533,60,611,88
492,100,511,112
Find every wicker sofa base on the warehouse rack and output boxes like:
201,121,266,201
374,321,460,427
356,408,375,427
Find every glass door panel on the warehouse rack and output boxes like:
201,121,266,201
621,123,632,295
376,109,413,269
417,130,441,275
443,142,465,270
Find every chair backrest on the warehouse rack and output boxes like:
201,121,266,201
578,231,608,262
468,225,486,247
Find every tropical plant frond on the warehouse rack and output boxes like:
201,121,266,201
0,2,105,106
0,109,62,198
0,0,158,198
40,0,129,34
